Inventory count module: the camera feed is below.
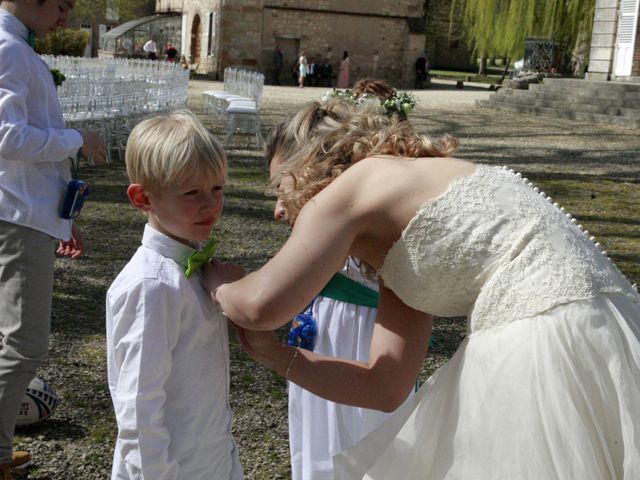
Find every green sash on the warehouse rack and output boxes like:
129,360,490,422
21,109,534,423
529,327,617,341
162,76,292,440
319,273,379,308
319,272,436,349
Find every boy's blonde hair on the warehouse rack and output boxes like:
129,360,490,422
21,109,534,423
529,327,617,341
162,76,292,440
126,109,226,194
266,99,458,223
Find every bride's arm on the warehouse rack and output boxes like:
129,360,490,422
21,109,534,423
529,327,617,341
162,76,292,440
238,283,432,412
207,170,368,331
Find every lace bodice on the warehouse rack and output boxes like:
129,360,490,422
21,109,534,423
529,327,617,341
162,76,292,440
379,165,638,332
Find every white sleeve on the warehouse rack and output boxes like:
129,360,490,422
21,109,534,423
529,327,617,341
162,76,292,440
109,278,182,480
0,40,82,163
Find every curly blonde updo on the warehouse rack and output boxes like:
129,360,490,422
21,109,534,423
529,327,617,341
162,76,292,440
351,78,396,101
266,99,458,223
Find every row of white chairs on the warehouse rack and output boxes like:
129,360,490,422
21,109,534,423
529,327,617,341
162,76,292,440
203,67,265,148
43,56,190,162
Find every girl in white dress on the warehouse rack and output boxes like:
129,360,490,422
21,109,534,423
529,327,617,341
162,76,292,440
268,128,413,480
288,259,403,480
299,52,308,88
206,99,640,479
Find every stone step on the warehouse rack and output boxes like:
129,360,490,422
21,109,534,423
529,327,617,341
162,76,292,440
613,76,640,83
528,82,640,101
535,86,640,104
482,78,640,128
491,91,640,118
542,77,640,93
478,98,640,128
501,87,640,109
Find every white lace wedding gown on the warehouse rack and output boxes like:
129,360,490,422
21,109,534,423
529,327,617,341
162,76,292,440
333,165,640,480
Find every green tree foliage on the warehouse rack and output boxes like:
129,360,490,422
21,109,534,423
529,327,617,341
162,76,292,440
451,0,596,59
73,0,150,23
35,28,90,56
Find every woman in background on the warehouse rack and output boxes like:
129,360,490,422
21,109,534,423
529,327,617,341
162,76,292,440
337,51,350,88
298,52,308,88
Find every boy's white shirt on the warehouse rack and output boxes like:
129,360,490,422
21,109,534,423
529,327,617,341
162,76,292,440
106,224,243,480
0,8,83,240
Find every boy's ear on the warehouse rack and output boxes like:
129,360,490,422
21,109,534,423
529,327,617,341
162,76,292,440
127,184,153,212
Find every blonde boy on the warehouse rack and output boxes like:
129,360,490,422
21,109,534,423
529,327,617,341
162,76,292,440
106,110,243,480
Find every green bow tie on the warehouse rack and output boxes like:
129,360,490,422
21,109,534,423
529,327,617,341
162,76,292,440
183,238,217,278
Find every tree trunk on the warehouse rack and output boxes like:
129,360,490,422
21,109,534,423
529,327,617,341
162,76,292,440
571,28,591,77
478,55,487,75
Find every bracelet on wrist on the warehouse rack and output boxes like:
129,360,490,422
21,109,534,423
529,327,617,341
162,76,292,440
285,346,300,381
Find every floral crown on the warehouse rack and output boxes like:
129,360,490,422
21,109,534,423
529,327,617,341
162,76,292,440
320,88,417,116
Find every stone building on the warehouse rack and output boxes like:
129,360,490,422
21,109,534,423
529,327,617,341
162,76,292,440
154,0,426,88
588,0,640,81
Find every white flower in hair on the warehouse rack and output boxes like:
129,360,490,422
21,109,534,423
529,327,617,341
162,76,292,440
321,88,417,116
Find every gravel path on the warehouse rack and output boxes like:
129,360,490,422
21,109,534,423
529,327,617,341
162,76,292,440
192,79,640,178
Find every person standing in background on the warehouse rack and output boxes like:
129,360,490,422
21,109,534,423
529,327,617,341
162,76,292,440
307,58,317,87
143,38,157,60
298,51,308,88
415,53,428,89
0,1,106,478
337,51,350,88
164,42,177,63
319,59,333,87
272,45,284,85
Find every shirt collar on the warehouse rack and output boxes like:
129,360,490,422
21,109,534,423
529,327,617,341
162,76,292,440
0,8,31,47
141,224,200,267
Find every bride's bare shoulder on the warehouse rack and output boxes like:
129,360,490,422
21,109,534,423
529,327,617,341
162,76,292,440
346,155,473,181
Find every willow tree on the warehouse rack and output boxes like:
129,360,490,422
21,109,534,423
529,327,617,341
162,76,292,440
451,0,596,73
73,0,151,23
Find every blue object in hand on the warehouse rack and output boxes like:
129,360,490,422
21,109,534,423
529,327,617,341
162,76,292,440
287,310,317,351
59,180,90,219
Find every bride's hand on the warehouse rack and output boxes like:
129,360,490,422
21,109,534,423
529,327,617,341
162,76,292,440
234,326,280,362
203,259,246,301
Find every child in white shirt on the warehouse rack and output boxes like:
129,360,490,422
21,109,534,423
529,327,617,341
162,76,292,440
106,110,243,480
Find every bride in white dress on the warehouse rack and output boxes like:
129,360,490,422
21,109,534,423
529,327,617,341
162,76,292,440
205,100,640,479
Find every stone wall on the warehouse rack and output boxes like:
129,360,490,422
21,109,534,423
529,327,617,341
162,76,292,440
165,0,426,87
634,13,640,76
405,32,429,86
178,0,224,76
264,0,421,17
156,0,183,12
586,0,640,81
587,0,619,81
260,6,419,88
220,1,263,70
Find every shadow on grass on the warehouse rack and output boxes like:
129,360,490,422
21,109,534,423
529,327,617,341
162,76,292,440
574,214,640,225
224,188,272,202
16,419,87,441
